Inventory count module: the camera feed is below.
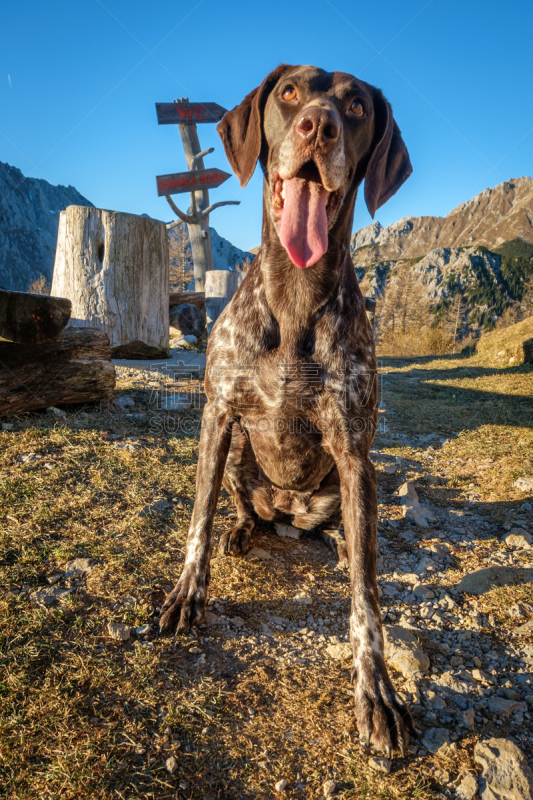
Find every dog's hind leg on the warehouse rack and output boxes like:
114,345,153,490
219,422,259,555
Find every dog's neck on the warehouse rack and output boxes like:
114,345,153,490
259,181,355,341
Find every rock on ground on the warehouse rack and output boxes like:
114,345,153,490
383,624,430,678
107,622,131,641
456,773,478,800
275,522,302,540
455,566,522,594
474,737,533,800
368,757,391,774
64,557,96,578
325,642,352,662
29,587,72,606
420,727,450,754
513,476,533,492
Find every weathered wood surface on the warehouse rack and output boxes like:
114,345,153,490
157,168,231,197
156,102,227,125
0,289,71,344
51,206,169,359
0,328,115,415
205,270,244,335
169,291,205,309
176,99,214,293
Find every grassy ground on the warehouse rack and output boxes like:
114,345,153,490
1,338,532,799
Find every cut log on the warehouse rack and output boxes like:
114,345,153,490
0,289,71,344
169,291,205,310
205,271,244,335
51,206,169,359
0,328,115,415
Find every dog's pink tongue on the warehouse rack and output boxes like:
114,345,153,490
279,178,329,268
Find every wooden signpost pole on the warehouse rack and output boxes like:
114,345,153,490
175,97,213,292
156,97,239,295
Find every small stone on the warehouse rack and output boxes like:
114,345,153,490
456,773,478,800
230,616,245,628
107,622,131,641
46,406,67,417
414,584,435,600
293,592,313,605
420,727,450,754
383,625,430,678
455,566,522,595
46,574,62,585
462,708,476,729
488,696,527,718
475,737,533,800
275,522,302,539
197,653,206,665
189,646,203,654
382,464,398,474
516,620,533,634
204,610,224,625
504,530,533,549
368,757,391,774
275,778,288,792
29,586,71,606
323,779,336,797
114,396,135,409
64,557,96,578
165,755,179,775
513,476,533,492
508,604,528,619
2,422,14,431
325,643,352,662
246,547,274,561
135,624,150,636
473,668,494,685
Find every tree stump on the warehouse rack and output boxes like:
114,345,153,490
0,328,115,415
205,271,244,335
51,206,169,358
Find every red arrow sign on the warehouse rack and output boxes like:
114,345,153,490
156,168,232,197
156,102,227,125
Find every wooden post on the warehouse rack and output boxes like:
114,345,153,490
52,206,169,359
176,97,213,293
205,270,244,335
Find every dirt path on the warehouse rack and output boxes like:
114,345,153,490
0,351,532,799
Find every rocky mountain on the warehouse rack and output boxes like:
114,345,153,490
0,161,93,292
352,178,533,339
351,177,533,266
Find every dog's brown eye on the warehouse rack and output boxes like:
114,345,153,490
282,86,297,101
350,100,364,116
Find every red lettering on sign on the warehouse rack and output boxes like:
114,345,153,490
176,105,194,122
195,105,206,121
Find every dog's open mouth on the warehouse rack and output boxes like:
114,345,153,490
271,162,343,269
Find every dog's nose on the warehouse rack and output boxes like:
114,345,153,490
296,107,340,147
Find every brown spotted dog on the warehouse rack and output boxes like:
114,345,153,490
160,65,415,756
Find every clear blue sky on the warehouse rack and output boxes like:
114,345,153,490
1,0,532,252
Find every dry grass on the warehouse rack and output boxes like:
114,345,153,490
1,341,532,798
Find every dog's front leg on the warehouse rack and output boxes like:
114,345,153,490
332,448,415,755
159,402,232,635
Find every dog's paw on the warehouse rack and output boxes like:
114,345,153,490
353,661,415,757
159,569,207,635
218,520,254,556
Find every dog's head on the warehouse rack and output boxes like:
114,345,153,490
217,64,412,269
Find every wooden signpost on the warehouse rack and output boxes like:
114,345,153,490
156,97,239,294
156,167,231,197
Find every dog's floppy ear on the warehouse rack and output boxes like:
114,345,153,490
217,64,294,188
364,89,412,218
